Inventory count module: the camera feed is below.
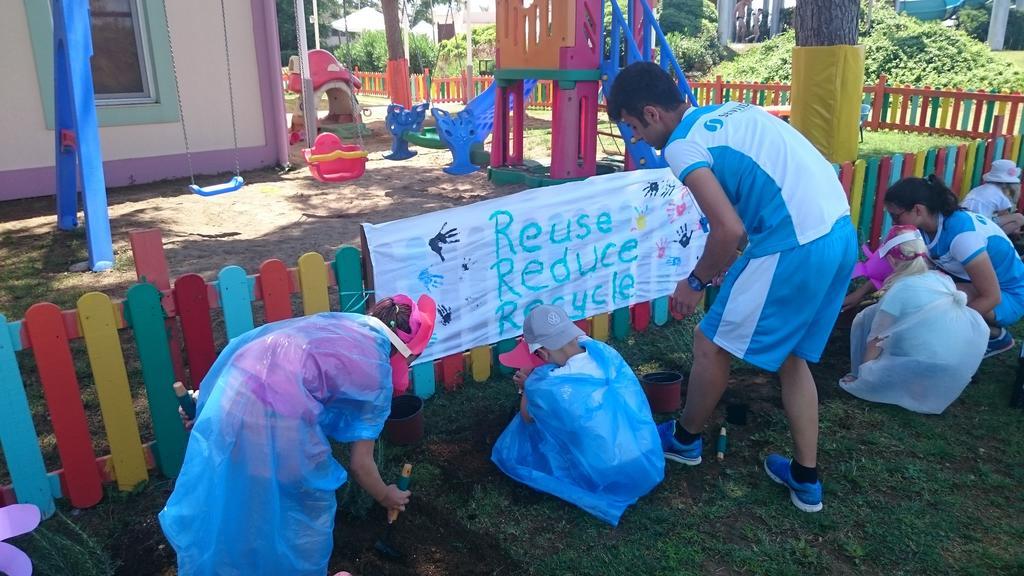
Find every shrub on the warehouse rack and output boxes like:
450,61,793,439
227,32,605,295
667,23,733,75
408,33,438,74
334,30,388,72
659,0,718,36
712,2,1024,91
434,25,496,76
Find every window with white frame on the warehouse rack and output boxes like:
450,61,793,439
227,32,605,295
89,0,154,104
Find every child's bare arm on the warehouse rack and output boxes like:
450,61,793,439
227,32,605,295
348,440,411,511
520,392,534,423
842,282,875,311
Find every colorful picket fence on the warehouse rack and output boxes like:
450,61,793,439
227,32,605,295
691,75,1024,140
3,127,1023,516
836,134,1024,250
355,69,554,108
357,69,1024,139
0,229,666,516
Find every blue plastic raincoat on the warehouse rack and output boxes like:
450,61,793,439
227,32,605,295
491,340,664,526
158,313,393,576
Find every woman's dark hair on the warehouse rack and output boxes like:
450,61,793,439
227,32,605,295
370,297,412,334
606,62,685,125
884,175,961,217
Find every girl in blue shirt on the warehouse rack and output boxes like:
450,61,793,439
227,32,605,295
885,175,1024,357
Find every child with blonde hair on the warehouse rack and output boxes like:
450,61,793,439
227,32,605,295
841,226,989,414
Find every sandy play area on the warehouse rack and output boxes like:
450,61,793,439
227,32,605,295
0,108,561,317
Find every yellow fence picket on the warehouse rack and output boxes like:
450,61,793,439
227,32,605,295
297,252,330,316
77,292,147,491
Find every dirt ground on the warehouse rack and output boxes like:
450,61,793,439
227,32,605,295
0,110,531,312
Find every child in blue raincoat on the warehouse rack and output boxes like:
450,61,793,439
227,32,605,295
491,305,665,526
159,295,436,576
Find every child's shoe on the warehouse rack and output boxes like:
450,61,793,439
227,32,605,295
984,328,1015,359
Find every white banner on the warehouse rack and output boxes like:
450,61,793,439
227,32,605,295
362,168,708,364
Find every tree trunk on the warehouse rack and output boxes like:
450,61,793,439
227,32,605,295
381,0,405,61
795,0,859,47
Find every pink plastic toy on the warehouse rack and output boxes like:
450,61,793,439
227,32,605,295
0,504,41,576
851,243,894,290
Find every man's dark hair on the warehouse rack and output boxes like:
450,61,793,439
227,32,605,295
606,62,686,125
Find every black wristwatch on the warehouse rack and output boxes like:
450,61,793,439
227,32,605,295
687,272,709,292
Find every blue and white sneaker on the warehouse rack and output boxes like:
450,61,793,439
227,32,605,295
657,421,702,465
984,328,1015,359
764,454,823,513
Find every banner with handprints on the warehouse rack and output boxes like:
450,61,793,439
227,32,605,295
361,168,708,364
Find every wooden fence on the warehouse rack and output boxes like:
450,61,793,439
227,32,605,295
691,75,1024,140
2,128,1023,515
837,134,1024,250
355,69,555,108
0,229,655,516
356,71,1024,139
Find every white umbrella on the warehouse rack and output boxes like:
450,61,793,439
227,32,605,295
411,20,434,37
330,7,385,33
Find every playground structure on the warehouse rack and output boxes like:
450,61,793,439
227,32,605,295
385,78,539,175
381,0,696,184
286,49,367,143
487,0,697,186
52,0,114,272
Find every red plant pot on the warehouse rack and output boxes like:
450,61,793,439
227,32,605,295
641,371,683,413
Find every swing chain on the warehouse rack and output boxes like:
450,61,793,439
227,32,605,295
218,0,242,177
162,2,197,186
293,0,308,140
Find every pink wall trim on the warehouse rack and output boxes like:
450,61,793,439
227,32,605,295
0,146,276,201
0,0,288,203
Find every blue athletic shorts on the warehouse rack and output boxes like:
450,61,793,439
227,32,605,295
994,289,1024,327
700,216,858,371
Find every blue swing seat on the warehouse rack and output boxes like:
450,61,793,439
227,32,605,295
189,176,245,197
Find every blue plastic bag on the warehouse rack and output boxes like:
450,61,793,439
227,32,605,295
158,313,394,576
491,340,664,526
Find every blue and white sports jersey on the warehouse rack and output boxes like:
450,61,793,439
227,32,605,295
924,210,1024,294
662,102,850,258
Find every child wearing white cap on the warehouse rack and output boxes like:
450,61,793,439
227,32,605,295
962,159,1024,237
491,305,664,526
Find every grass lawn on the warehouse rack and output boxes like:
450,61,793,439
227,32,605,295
858,130,973,160
348,315,1024,576
4,101,1023,575
999,50,1024,70
13,312,1024,575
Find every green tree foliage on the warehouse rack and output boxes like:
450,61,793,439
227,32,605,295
434,25,497,76
278,0,377,65
658,0,718,36
713,2,1024,91
334,30,436,73
958,6,1024,51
